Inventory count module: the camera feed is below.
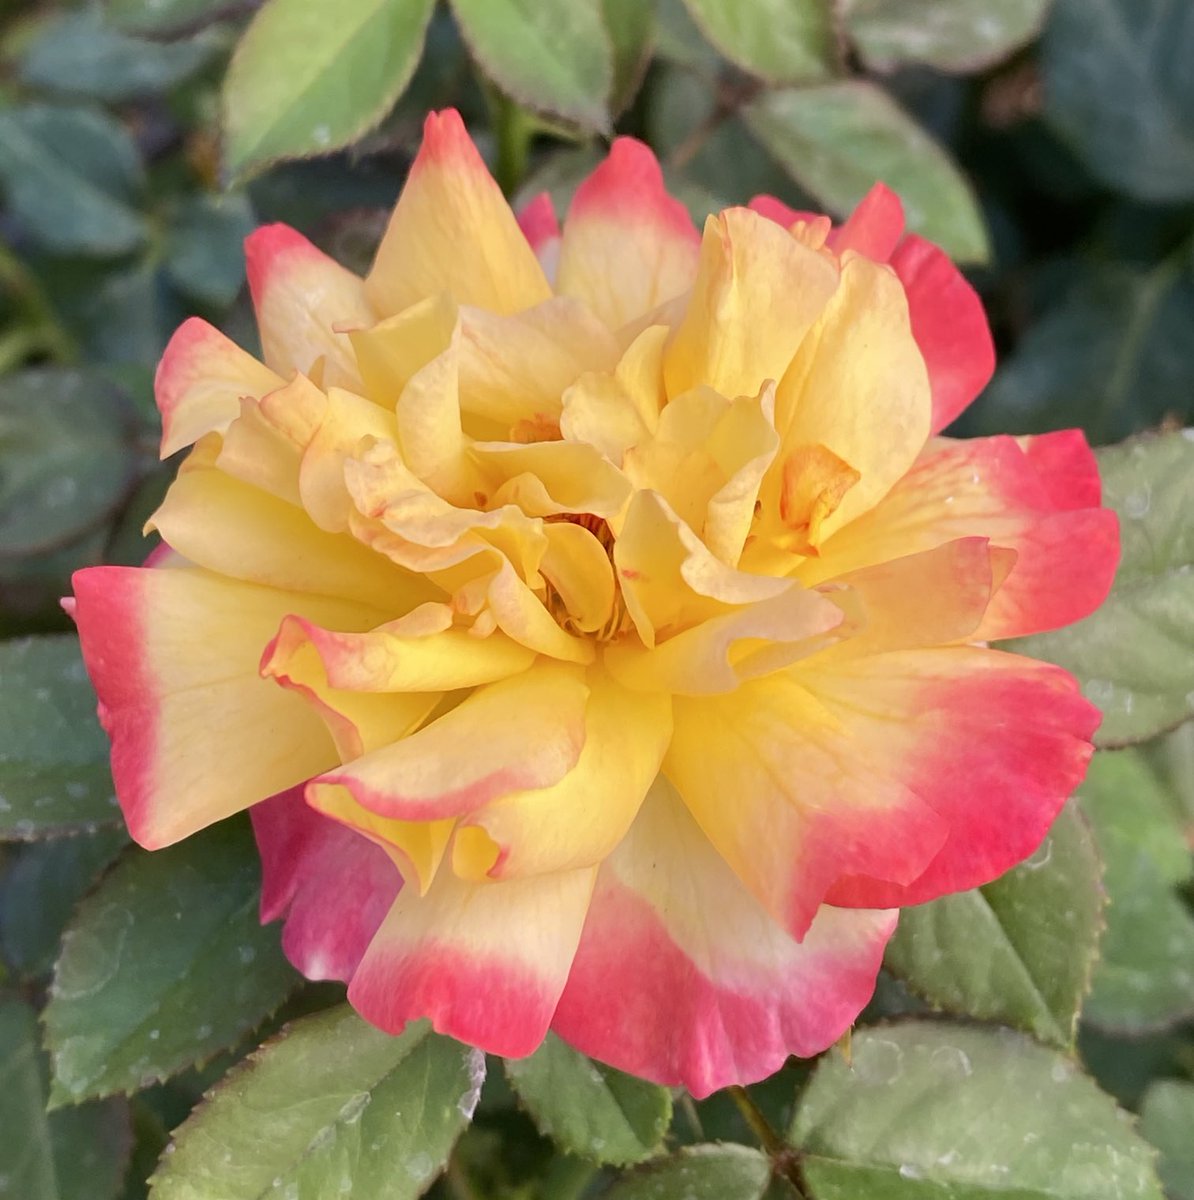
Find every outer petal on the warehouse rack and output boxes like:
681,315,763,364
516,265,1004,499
551,778,896,1097
70,566,382,848
252,787,401,981
366,109,551,318
516,191,561,282
245,224,375,389
890,234,995,433
347,864,596,1057
307,663,589,822
556,138,700,331
827,182,904,261
804,435,1119,641
155,318,282,457
1018,429,1103,510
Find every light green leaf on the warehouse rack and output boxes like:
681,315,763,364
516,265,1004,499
222,0,436,181
106,0,239,37
163,193,256,307
792,1023,1164,1199
744,81,989,262
504,1032,672,1165
1080,751,1194,1036
679,0,832,82
1043,0,1194,202
0,635,126,839
1012,432,1194,746
884,802,1103,1048
603,0,655,115
0,104,145,256
602,1145,771,1200
844,0,1049,72
450,0,613,132
0,996,131,1200
1141,1081,1194,1200
0,829,129,976
653,0,721,73
20,10,219,102
44,819,299,1105
149,1006,484,1200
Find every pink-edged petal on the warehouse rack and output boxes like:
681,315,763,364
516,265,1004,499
307,663,589,822
245,223,375,389
822,648,1099,909
347,864,596,1057
747,194,822,228
890,234,995,433
155,318,282,457
252,786,401,981
556,138,700,331
70,565,381,849
806,435,1119,641
1018,429,1103,510
827,182,905,261
551,778,895,1096
516,191,561,282
367,109,551,318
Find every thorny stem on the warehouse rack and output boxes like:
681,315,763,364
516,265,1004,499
727,1085,809,1198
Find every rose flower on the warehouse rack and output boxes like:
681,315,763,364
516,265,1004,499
70,110,1118,1096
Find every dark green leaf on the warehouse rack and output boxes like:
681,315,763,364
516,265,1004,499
0,996,131,1200
1012,432,1194,746
450,0,613,132
792,1023,1164,1199
602,1145,771,1200
0,369,139,561
845,0,1049,72
680,0,833,83
744,81,989,263
884,802,1103,1048
106,0,242,38
1141,1081,1194,1200
0,105,145,256
653,0,721,73
0,829,129,976
149,1006,484,1200
67,262,186,367
1043,0,1194,202
0,635,125,839
1080,750,1194,1035
602,0,655,116
20,10,219,102
44,819,300,1104
163,193,256,307
504,1032,672,1165
222,0,436,181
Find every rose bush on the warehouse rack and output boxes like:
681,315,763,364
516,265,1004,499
70,109,1118,1096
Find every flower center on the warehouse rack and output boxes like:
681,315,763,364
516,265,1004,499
544,512,634,642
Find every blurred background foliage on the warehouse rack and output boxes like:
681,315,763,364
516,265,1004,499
0,1,1193,1198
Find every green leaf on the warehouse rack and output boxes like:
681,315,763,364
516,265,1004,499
0,996,131,1200
653,0,721,73
0,369,139,562
744,81,989,263
20,10,219,102
1042,0,1194,202
66,263,185,368
883,802,1103,1048
602,1145,771,1200
504,1032,672,1166
602,0,655,116
43,819,300,1105
106,0,240,38
222,0,436,181
1141,1081,1194,1200
970,260,1194,444
163,193,256,307
1011,432,1194,747
679,0,832,82
1079,750,1194,1036
0,635,126,840
0,829,129,976
792,1023,1164,1199
844,0,1049,72
450,0,613,133
149,1006,484,1200
0,104,145,256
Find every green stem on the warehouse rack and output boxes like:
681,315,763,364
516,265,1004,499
492,94,535,196
727,1086,809,1198
0,241,78,365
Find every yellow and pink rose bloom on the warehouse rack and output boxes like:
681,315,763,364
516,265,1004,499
70,110,1118,1096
